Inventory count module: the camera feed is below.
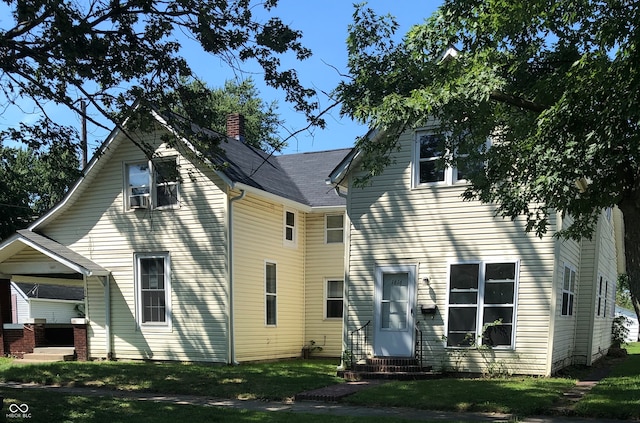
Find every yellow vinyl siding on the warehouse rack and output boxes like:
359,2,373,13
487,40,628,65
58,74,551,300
232,193,306,361
86,275,106,358
345,130,557,375
550,213,582,373
40,128,229,362
590,211,617,361
304,212,345,357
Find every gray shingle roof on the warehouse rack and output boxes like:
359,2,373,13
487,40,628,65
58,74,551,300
13,230,109,276
276,149,352,207
14,282,84,301
166,114,351,208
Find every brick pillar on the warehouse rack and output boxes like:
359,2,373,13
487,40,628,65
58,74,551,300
226,113,245,141
34,322,46,347
22,324,36,353
72,319,88,361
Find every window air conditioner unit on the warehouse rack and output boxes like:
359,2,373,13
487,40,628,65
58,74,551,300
129,194,150,209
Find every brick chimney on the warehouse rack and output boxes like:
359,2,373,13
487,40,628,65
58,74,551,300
226,113,245,142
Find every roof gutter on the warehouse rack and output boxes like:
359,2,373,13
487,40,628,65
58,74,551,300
228,189,246,365
232,182,311,212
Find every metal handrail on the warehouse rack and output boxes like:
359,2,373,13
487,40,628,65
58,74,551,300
415,321,423,369
347,320,371,369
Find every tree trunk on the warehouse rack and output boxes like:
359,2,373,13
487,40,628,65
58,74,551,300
619,200,640,342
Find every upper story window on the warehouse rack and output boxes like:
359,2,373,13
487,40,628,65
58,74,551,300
325,214,344,244
126,158,179,210
284,209,297,247
417,132,446,184
414,130,485,187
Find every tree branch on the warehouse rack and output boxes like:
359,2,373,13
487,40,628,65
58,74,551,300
489,90,548,113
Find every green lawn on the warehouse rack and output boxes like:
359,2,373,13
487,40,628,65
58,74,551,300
344,375,575,416
0,358,344,401
1,344,639,420
573,343,640,419
0,388,425,423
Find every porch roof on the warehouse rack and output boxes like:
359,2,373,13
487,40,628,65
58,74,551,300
0,230,109,277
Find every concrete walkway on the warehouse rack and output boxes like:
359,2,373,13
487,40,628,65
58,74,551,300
0,379,629,423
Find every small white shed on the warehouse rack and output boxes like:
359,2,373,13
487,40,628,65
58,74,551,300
10,282,84,324
615,305,639,343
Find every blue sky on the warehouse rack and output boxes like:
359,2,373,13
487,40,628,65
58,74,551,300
0,1,442,156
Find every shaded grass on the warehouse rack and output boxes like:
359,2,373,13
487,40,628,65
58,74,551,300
344,376,575,416
0,358,343,401
0,388,428,423
573,343,640,420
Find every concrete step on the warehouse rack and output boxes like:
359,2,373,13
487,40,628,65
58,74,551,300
21,353,74,362
20,347,75,363
338,369,441,381
33,347,75,355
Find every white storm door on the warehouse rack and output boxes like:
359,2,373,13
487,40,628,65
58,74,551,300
373,265,416,357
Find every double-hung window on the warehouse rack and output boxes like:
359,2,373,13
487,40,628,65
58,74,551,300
126,158,179,210
561,264,576,316
596,276,609,318
284,210,297,247
447,261,518,348
325,214,344,244
414,131,485,187
325,279,344,318
265,262,277,326
416,132,447,184
135,253,171,329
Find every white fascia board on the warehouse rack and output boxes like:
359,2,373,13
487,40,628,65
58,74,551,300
328,127,384,186
232,182,312,212
17,238,106,277
29,298,83,304
10,281,29,302
30,122,125,231
309,205,346,214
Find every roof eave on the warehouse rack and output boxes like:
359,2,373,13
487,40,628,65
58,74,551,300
232,182,312,212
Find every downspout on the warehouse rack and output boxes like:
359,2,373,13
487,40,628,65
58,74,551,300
97,275,112,359
228,189,246,365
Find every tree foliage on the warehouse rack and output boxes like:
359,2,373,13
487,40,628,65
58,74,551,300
0,140,80,240
0,0,318,150
165,78,281,151
337,1,640,338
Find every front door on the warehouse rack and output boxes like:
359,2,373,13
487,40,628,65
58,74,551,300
373,265,416,357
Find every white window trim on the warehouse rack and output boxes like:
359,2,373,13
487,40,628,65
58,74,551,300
561,263,577,317
265,260,277,327
134,252,172,332
596,275,604,317
324,278,344,320
283,209,297,247
444,259,520,350
124,157,180,211
325,214,344,244
604,278,609,318
412,130,489,188
413,131,451,187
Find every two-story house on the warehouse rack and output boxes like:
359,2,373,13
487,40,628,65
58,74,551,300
0,112,621,376
329,127,620,376
0,110,348,362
